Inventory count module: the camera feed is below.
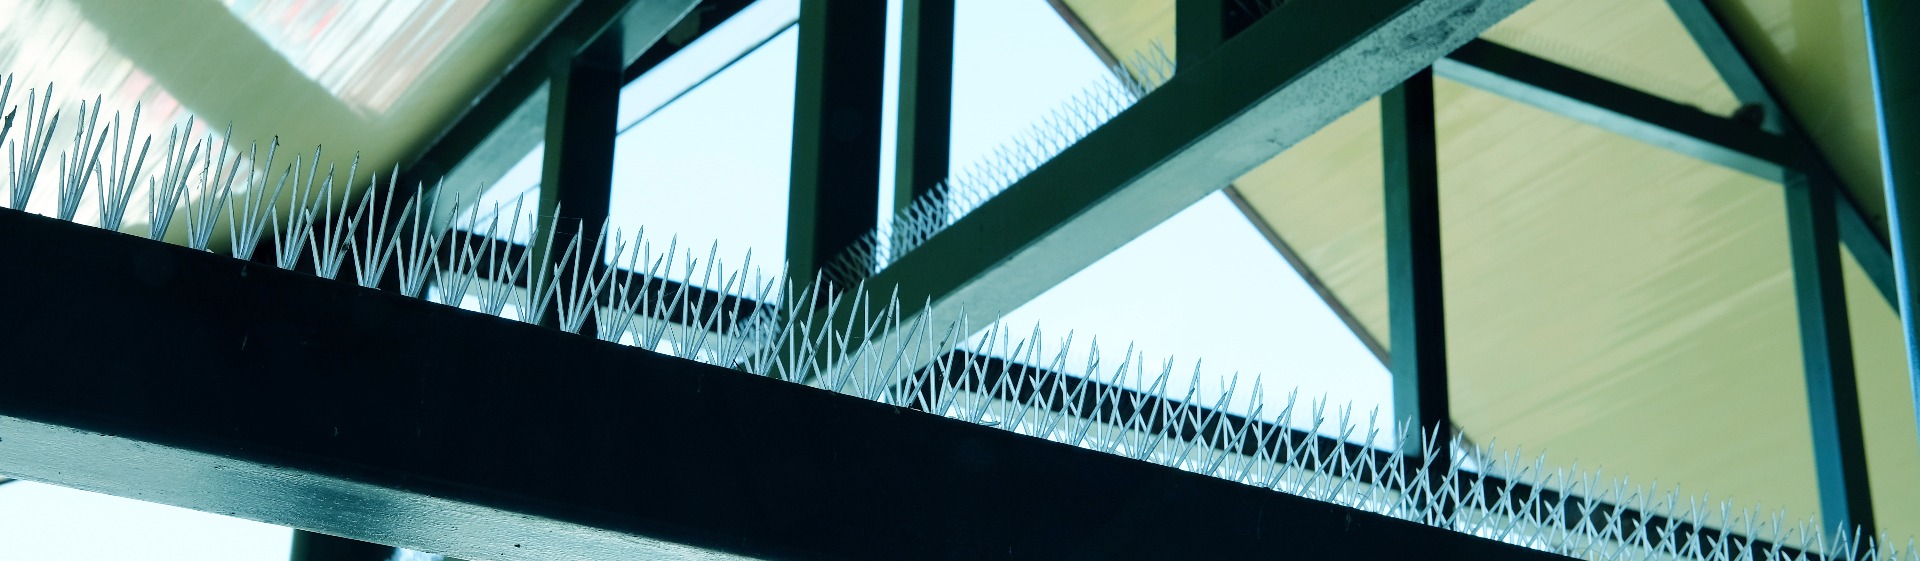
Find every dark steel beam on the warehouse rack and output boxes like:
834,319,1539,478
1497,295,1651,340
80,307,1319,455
1662,0,1783,133
1382,68,1450,453
787,0,888,284
534,30,626,334
911,351,1822,561
893,0,954,212
864,0,1530,355
621,0,762,83
1436,39,1786,180
1784,169,1877,536
1661,0,1884,534
1435,39,1899,307
1865,0,1920,455
400,0,700,225
1173,0,1261,70
0,208,1566,561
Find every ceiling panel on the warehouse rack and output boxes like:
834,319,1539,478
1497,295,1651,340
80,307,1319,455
1062,0,1917,535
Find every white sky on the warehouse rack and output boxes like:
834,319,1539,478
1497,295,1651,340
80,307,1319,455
0,1,1387,558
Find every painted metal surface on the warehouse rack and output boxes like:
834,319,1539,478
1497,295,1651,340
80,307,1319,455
786,0,887,282
1383,69,1453,451
1067,0,1920,535
893,0,955,212
863,0,1533,366
0,207,1570,561
1865,0,1920,492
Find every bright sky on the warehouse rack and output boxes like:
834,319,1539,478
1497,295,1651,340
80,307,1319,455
1,1,1386,559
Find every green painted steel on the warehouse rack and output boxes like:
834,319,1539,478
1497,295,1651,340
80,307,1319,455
893,0,955,213
1382,68,1450,454
863,0,1534,363
787,0,888,283
1784,168,1878,536
1865,0,1920,456
534,31,626,335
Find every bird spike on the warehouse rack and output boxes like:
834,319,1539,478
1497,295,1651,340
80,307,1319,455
0,71,1911,561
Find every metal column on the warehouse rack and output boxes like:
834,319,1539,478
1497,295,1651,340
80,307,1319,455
1669,0,1881,534
1866,0,1920,454
534,29,625,335
1784,168,1877,535
892,0,953,212
787,0,887,284
1383,68,1450,455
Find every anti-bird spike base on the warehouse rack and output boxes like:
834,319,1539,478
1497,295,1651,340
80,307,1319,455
0,73,1914,561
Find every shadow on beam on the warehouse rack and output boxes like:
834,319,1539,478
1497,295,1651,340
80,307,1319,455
0,208,1565,561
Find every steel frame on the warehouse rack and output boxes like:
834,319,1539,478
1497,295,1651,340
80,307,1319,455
3,0,1911,556
786,0,888,284
0,207,1570,561
893,0,956,212
861,0,1532,358
1382,68,1452,455
1863,0,1920,456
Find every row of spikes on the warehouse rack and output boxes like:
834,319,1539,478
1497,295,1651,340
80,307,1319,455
1,71,1913,560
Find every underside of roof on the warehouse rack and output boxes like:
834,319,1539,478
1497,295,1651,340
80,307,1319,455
1059,0,1919,535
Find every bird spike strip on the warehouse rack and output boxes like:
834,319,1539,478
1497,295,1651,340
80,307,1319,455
0,71,1912,561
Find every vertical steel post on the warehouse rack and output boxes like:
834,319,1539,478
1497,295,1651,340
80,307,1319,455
1673,0,1880,531
1784,167,1878,536
1866,0,1920,456
288,531,395,561
535,29,624,335
788,0,887,284
1383,68,1450,456
893,0,953,213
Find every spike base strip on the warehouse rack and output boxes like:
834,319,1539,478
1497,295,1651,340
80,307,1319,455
0,207,1571,561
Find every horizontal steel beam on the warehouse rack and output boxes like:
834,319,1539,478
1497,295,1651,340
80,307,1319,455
0,208,1563,561
864,0,1530,344
1436,39,1898,304
1436,39,1787,180
914,351,1822,561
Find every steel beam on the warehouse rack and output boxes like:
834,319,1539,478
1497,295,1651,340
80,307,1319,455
1173,0,1260,70
534,30,626,334
1784,170,1878,536
1436,39,1786,180
1661,0,1883,534
863,0,1530,355
1435,38,1898,306
1660,0,1898,307
911,351,1821,560
1382,68,1450,453
1866,0,1920,457
401,0,700,226
893,0,955,212
0,208,1566,561
787,0,888,284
